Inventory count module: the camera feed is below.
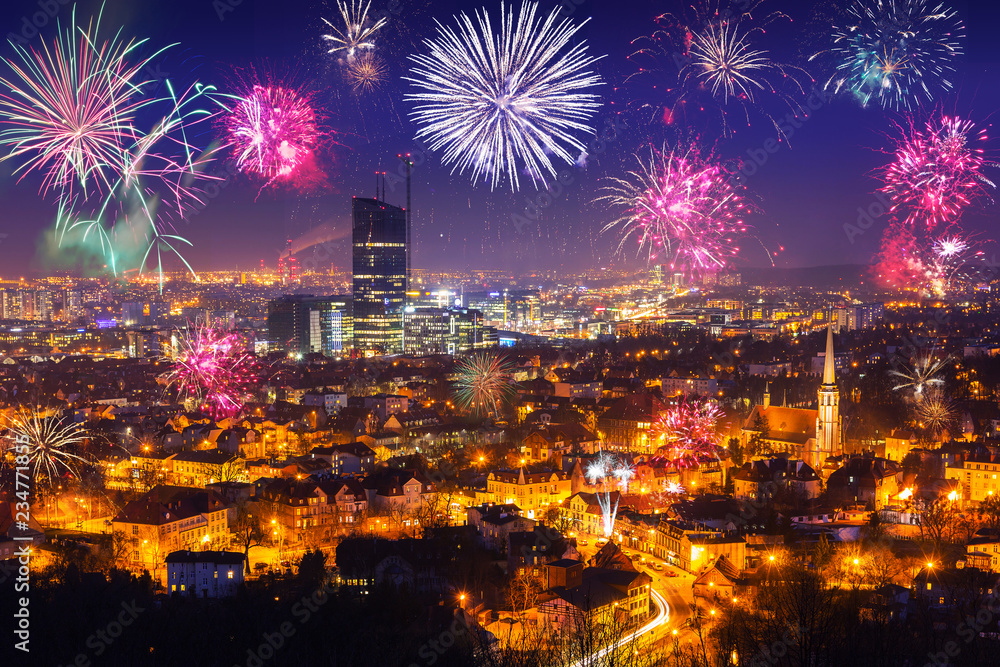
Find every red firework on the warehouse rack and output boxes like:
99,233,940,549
650,398,724,469
880,116,995,231
873,221,981,297
222,73,326,192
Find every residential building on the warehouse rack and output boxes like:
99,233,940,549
732,457,821,503
112,486,233,572
165,550,245,597
170,450,245,487
486,468,572,519
597,393,667,454
362,468,436,511
826,455,903,509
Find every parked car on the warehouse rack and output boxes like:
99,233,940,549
578,539,589,546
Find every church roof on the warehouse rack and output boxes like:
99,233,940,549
743,405,817,445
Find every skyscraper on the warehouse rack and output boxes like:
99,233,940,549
352,196,406,355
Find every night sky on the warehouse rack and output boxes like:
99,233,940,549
2,0,1000,277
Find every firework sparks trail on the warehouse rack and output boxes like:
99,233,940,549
914,389,957,437
453,351,516,417
0,7,227,281
879,116,995,231
322,0,388,61
348,52,387,93
162,322,256,419
5,408,88,490
599,143,751,276
813,0,965,110
405,0,604,191
890,351,950,398
874,222,983,296
628,0,811,138
651,399,724,469
586,451,635,537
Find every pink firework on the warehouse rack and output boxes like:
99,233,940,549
650,399,724,469
162,323,256,419
880,116,995,231
873,223,982,297
223,76,322,190
601,144,751,276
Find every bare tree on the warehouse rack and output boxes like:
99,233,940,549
978,494,1000,535
108,529,131,570
218,457,245,483
919,497,959,551
233,502,265,562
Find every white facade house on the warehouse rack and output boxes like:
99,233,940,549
165,550,245,598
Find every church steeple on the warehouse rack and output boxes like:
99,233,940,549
822,324,836,386
813,323,842,471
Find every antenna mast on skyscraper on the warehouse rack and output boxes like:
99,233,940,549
398,153,414,292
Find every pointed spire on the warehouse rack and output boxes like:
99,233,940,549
823,325,836,385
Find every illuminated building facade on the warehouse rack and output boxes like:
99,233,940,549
402,307,495,356
267,295,353,358
352,197,407,355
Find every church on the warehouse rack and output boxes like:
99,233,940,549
740,325,843,471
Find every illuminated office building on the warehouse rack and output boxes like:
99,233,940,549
352,197,407,355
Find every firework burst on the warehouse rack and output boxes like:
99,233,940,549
5,408,88,490
879,116,994,231
651,399,724,469
874,221,983,296
813,0,964,109
890,351,950,398
0,7,225,280
914,390,957,438
162,323,256,419
600,143,751,276
405,0,604,191
453,351,516,417
628,1,810,138
348,53,387,93
586,451,635,537
222,73,322,192
322,0,388,61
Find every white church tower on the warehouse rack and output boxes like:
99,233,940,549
813,324,842,469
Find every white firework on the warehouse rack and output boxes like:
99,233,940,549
405,0,604,191
6,408,88,489
685,20,771,103
322,0,387,60
664,480,685,495
891,353,950,398
586,451,634,538
933,236,969,259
